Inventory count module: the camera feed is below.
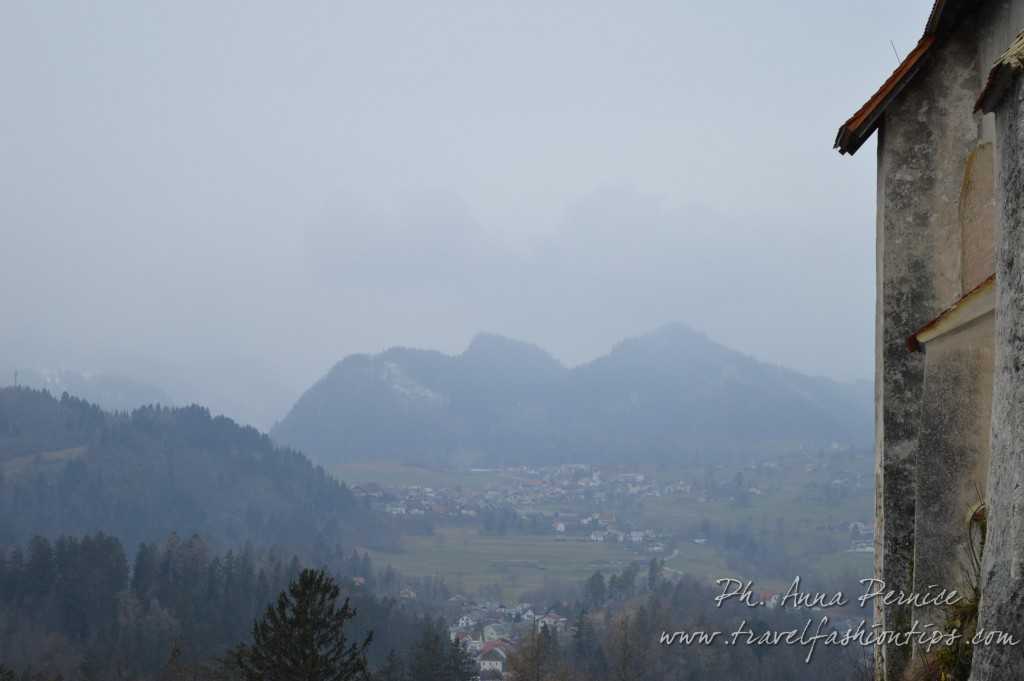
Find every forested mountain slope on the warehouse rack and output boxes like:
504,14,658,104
0,388,384,549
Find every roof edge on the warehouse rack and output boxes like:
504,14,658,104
835,0,978,156
907,274,996,352
834,37,936,155
976,30,1024,113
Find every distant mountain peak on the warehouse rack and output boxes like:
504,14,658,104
647,321,704,338
607,322,722,358
273,325,872,467
461,333,564,371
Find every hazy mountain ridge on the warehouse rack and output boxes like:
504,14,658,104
0,387,383,550
272,324,872,467
1,367,173,413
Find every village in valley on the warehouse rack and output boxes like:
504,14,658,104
352,454,873,554
364,465,674,551
343,450,875,678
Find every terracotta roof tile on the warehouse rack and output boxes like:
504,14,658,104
834,0,977,155
834,37,936,155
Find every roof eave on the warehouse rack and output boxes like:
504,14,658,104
833,37,936,155
907,274,996,352
834,0,978,156
976,31,1024,113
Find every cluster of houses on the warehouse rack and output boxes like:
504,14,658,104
444,598,571,678
357,456,872,525
350,483,479,519
353,465,685,552
355,465,683,521
500,466,668,508
553,511,669,554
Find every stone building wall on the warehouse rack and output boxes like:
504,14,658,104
970,71,1024,681
874,15,988,679
843,2,1024,679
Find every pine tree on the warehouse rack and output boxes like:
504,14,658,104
233,568,372,681
25,536,55,599
6,547,24,606
373,650,404,681
571,611,606,681
585,572,606,608
646,558,663,592
132,542,160,605
509,623,563,681
406,621,446,681
607,614,637,681
444,636,477,681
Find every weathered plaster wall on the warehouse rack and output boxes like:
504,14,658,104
872,135,887,681
869,4,1024,679
874,15,985,681
960,143,997,291
971,72,1024,681
913,314,993,636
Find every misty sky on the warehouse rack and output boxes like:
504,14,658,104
1,1,935,428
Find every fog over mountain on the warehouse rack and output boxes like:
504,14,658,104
273,324,872,467
0,2,936,680
0,1,935,429
0,367,171,413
